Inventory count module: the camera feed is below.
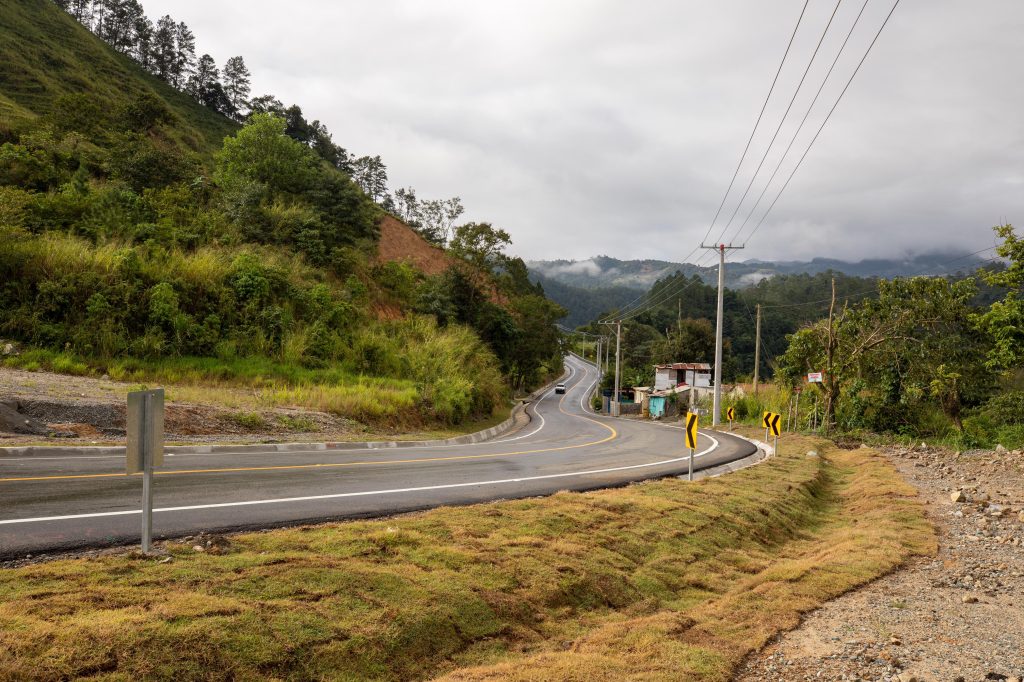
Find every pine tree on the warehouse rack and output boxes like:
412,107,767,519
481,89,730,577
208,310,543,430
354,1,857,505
151,15,177,82
352,156,389,204
186,54,218,98
172,21,196,89
133,14,154,69
222,56,251,119
68,0,92,24
186,54,233,114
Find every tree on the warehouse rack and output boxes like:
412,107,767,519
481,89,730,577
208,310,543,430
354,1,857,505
978,224,1024,370
222,56,251,119
394,187,420,225
132,13,154,69
215,114,318,194
418,196,463,246
778,276,992,433
449,222,512,274
351,155,388,204
151,15,177,82
186,54,218,99
185,54,233,115
97,0,143,53
308,120,350,172
652,318,716,365
247,94,283,115
172,21,196,89
68,0,92,23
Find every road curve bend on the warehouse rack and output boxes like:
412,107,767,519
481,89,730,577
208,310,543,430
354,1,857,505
0,355,756,557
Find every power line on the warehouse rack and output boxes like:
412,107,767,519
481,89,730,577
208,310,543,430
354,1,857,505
727,0,873,244
599,247,719,322
713,0,846,245
699,0,812,247
739,0,902,247
614,250,722,322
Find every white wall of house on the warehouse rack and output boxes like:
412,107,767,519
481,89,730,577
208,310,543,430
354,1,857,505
654,367,675,391
687,369,711,388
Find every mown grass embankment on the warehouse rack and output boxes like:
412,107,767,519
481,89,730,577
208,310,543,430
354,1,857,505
0,430,935,681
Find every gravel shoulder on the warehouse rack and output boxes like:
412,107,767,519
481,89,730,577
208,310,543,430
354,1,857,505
737,444,1024,682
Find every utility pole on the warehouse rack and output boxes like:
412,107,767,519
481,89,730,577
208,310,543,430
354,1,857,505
701,243,744,426
753,303,761,396
600,321,622,416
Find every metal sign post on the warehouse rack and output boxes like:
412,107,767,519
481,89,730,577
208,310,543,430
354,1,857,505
127,388,164,554
768,412,781,457
685,412,698,481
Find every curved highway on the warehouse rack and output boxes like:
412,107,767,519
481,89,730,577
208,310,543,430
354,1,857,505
0,356,756,557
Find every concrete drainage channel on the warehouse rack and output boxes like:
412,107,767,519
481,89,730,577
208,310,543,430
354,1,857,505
0,372,569,459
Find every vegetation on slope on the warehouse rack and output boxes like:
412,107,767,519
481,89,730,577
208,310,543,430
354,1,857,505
0,2,565,430
0,432,933,680
0,0,236,154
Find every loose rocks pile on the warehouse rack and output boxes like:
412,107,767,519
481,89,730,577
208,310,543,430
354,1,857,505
737,444,1024,682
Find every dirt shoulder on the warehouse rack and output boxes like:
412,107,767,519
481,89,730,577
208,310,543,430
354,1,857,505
0,367,510,446
737,444,1024,682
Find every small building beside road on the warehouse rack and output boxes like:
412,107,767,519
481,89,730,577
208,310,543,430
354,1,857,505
653,362,712,391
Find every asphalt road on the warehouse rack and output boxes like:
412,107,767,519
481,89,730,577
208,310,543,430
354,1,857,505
0,356,756,558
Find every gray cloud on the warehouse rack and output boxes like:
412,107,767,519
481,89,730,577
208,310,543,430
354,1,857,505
143,0,1024,263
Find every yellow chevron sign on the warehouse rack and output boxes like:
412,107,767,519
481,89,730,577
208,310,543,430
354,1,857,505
768,412,781,437
685,412,698,450
726,406,735,422
762,411,772,429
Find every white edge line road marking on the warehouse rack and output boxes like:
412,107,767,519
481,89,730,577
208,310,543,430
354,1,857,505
0,366,580,464
0,435,718,526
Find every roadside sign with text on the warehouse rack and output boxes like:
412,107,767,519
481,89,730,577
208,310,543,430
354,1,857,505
807,372,823,383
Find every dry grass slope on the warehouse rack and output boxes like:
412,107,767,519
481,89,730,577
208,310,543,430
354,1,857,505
0,430,934,681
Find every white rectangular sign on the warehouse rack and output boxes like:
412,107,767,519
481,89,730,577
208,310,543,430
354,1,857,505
807,372,823,383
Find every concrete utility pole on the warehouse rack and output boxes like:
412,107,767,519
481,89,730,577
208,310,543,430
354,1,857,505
600,321,622,416
753,303,762,396
701,243,743,426
614,323,621,417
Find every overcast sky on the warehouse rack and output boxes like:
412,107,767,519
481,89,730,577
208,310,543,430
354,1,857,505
143,1,1024,264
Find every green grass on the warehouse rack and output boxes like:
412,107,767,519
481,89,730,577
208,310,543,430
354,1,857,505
0,430,934,680
0,0,236,152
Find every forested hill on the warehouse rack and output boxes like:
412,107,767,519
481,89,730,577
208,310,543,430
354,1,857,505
530,272,638,328
0,0,236,154
529,252,993,291
0,0,566,429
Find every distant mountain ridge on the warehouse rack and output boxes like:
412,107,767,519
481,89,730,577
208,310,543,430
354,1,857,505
528,252,991,291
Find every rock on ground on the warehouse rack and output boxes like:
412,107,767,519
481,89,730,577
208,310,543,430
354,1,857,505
736,444,1024,682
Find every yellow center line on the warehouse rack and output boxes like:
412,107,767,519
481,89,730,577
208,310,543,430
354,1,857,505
0,374,617,484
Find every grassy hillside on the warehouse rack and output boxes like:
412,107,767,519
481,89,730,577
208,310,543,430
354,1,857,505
0,432,934,680
0,2,565,433
0,0,236,153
